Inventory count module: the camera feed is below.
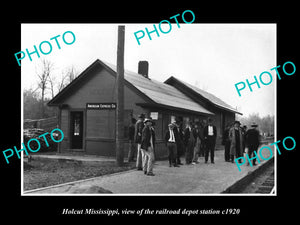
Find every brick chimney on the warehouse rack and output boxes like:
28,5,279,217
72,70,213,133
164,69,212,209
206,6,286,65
138,61,149,78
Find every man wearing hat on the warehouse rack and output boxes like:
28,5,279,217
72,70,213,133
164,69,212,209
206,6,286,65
203,117,217,163
245,122,260,166
184,121,196,165
165,123,179,167
222,122,233,162
134,113,145,170
229,121,244,163
174,117,184,165
128,117,137,162
141,118,156,176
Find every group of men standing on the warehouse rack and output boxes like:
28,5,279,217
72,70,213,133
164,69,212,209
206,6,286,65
127,113,261,177
165,117,217,167
222,121,260,165
128,114,219,176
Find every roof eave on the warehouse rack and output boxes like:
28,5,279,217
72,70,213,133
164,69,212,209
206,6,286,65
136,102,214,116
47,59,156,107
214,104,243,115
47,59,102,106
165,76,242,115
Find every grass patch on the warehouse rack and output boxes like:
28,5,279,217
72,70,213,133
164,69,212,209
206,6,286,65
23,157,136,191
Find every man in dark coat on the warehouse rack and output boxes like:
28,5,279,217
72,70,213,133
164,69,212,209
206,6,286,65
134,113,145,170
222,123,232,162
229,121,243,163
141,118,155,176
245,122,260,166
183,122,196,164
165,123,180,167
174,117,184,165
192,122,202,164
199,120,206,157
203,117,217,163
127,118,137,162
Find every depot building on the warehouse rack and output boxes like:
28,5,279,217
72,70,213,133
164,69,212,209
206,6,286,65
48,59,242,158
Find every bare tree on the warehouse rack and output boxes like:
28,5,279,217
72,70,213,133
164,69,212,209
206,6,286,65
237,113,274,136
36,59,54,118
48,74,56,99
67,65,77,83
57,65,78,92
63,65,77,84
57,74,68,92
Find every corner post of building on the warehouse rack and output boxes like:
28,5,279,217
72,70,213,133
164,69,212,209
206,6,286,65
116,25,125,166
57,104,62,153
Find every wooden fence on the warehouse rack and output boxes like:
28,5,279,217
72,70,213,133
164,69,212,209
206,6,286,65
24,117,58,131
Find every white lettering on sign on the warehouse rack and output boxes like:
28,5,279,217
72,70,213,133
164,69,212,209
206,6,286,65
86,103,116,110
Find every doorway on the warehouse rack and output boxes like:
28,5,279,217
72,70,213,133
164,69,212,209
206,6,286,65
70,111,83,149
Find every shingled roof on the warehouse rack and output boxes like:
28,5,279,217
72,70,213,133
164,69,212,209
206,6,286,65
48,59,214,116
164,76,242,115
104,61,214,115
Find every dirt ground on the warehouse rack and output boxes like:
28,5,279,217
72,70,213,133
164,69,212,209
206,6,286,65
23,157,136,191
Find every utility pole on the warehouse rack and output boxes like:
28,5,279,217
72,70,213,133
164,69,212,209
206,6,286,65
116,25,125,166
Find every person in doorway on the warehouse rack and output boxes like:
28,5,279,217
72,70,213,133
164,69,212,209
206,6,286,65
141,118,156,176
134,113,145,170
245,122,260,166
128,118,137,162
229,121,244,163
165,123,179,167
203,117,217,163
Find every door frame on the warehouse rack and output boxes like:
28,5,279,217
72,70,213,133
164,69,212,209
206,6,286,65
69,109,86,151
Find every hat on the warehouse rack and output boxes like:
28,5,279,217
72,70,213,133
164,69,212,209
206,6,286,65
168,123,175,128
172,121,178,127
251,122,258,127
144,118,152,124
138,113,145,119
233,120,241,125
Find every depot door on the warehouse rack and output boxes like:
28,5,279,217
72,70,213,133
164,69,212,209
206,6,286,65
70,111,83,149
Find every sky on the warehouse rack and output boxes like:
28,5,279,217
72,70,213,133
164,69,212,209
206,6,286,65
21,23,276,117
